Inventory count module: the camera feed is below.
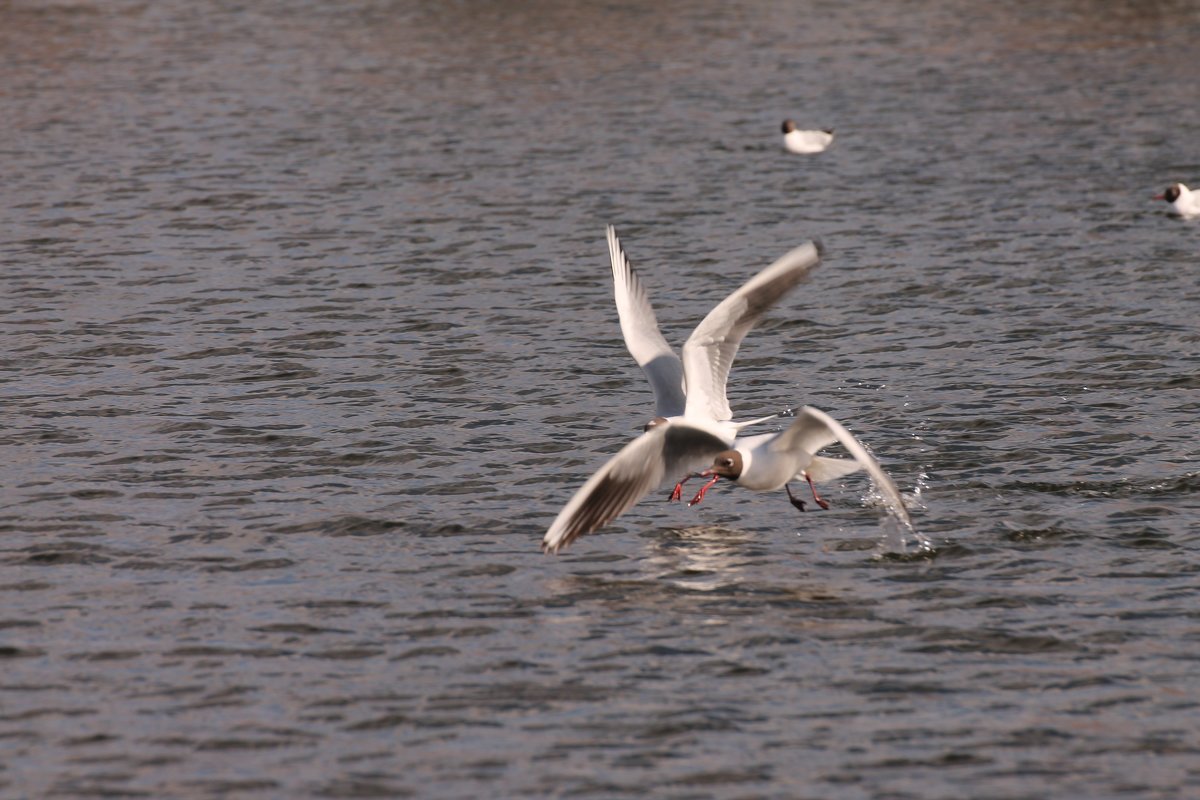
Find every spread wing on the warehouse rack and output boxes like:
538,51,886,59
681,241,822,422
543,423,727,554
607,225,686,418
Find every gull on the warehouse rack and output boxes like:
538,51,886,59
542,230,823,553
1154,183,1200,218
782,120,834,154
687,405,920,541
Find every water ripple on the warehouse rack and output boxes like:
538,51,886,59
2,0,1199,798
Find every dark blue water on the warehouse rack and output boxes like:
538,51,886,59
2,1,1199,797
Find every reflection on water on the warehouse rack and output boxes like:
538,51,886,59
644,525,757,591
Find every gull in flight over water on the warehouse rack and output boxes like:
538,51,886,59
782,120,834,154
542,228,823,554
687,405,930,551
1154,183,1200,218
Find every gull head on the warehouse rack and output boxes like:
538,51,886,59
706,450,744,479
1155,183,1183,203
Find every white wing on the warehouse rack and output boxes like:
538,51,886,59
772,407,839,457
784,406,914,531
682,241,823,422
543,422,728,554
607,225,686,418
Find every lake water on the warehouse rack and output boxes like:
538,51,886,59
2,0,1199,797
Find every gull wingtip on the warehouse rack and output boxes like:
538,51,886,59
541,530,562,554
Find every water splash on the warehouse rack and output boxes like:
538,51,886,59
864,477,935,556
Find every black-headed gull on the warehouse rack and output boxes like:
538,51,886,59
687,406,923,544
542,233,823,554
1154,183,1200,218
781,120,834,154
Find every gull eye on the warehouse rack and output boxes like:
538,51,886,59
720,458,733,468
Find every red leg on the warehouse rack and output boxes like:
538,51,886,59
669,473,696,502
806,473,830,510
687,474,721,507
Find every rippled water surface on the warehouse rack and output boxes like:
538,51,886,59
3,0,1200,797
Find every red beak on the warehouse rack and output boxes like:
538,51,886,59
1153,193,1166,200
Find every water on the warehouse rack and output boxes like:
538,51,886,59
2,0,1199,797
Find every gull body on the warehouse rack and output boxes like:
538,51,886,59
781,120,834,154
697,406,915,534
1155,183,1200,218
542,231,823,554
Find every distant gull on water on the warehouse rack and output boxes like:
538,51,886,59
782,120,834,154
1154,183,1200,218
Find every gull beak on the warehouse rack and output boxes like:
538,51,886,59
1153,193,1166,200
